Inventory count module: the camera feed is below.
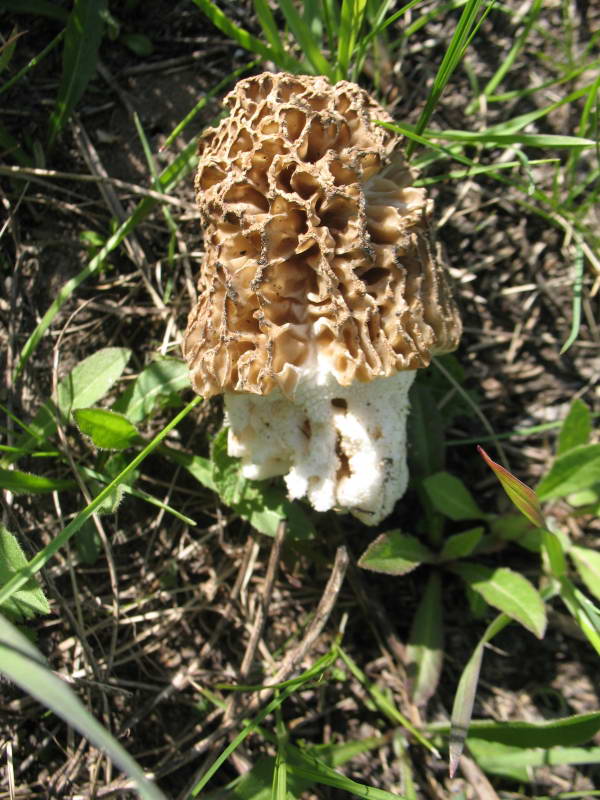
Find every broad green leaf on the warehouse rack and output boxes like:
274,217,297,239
558,579,600,656
543,529,568,579
278,0,332,76
536,444,600,501
0,526,49,620
48,0,107,148
211,428,245,506
75,519,101,566
57,347,132,414
162,442,315,540
0,468,74,494
0,26,19,74
121,32,153,56
406,571,444,706
422,471,483,521
438,527,484,562
465,739,528,783
206,755,308,800
189,0,300,70
15,347,131,453
449,614,511,777
0,615,166,800
74,408,140,450
478,446,544,528
284,743,401,800
87,453,138,515
407,380,445,479
557,398,592,455
570,545,600,603
451,562,547,638
161,446,215,490
490,513,543,552
358,530,435,575
567,486,600,509
0,397,202,609
0,0,68,20
465,711,600,747
468,738,600,782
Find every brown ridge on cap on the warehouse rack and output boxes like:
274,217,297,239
183,72,461,398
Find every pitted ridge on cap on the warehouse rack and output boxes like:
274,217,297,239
183,72,461,398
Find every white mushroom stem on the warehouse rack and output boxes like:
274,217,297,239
225,361,415,526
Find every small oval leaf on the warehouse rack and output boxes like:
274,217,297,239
0,526,50,620
557,398,592,455
438,527,484,562
75,408,140,450
451,562,547,638
570,546,600,603
358,530,435,575
536,444,600,501
423,472,483,521
478,446,544,528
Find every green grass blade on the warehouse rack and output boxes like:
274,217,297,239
13,136,198,380
0,122,32,166
336,0,367,81
449,613,511,776
81,467,196,526
0,0,68,20
352,0,421,79
47,0,107,149
320,0,340,58
162,60,259,150
405,571,444,706
0,397,201,608
278,0,333,76
189,0,280,65
565,71,600,187
427,131,595,148
0,615,166,800
560,245,584,354
337,646,438,755
0,29,64,97
302,0,325,44
409,0,496,156
0,26,20,75
466,0,543,113
0,468,75,494
190,649,339,797
285,747,405,800
254,0,286,65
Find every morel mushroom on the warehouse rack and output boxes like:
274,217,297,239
183,72,461,525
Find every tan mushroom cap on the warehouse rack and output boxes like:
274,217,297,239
183,72,461,398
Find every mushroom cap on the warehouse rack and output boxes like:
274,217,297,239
184,72,461,398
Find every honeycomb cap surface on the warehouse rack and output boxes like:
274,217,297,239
184,72,461,397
